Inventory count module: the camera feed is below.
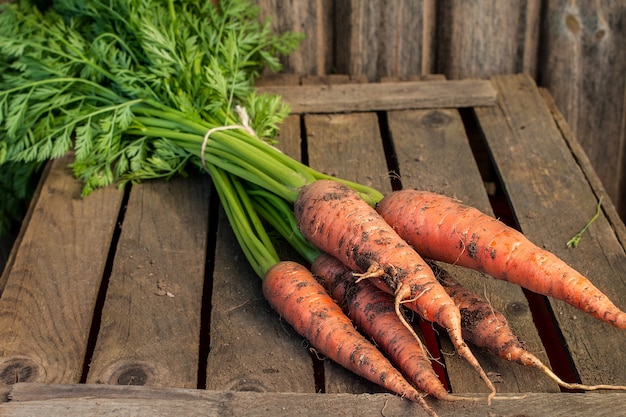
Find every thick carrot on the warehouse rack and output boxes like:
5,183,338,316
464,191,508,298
376,190,626,329
312,253,483,402
294,179,497,401
262,261,437,416
427,260,626,391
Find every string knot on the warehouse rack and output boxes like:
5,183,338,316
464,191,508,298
201,105,256,172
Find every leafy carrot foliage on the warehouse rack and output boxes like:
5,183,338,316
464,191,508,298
0,0,302,235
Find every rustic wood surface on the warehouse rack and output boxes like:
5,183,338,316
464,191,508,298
333,1,435,78
85,177,211,388
2,383,626,417
0,156,123,388
254,0,333,76
539,0,626,216
436,0,541,78
539,87,626,250
475,74,626,387
256,79,497,114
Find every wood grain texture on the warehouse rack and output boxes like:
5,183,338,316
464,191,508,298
334,1,435,80
3,383,626,417
86,176,210,388
436,0,541,78
539,0,626,220
204,212,316,393
475,74,626,387
253,0,333,76
539,87,626,250
257,80,498,113
305,112,391,195
0,155,123,386
386,104,555,394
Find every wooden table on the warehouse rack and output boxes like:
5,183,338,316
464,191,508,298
0,74,624,416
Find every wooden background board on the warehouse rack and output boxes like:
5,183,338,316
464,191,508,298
252,0,626,224
476,74,626,387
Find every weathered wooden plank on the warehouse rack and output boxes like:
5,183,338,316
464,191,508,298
204,79,315,392
256,80,498,113
204,207,316,393
303,95,392,394
539,87,626,250
85,176,210,388
255,74,302,88
253,0,333,76
475,74,626,387
0,155,123,387
333,1,435,80
3,383,626,417
539,0,626,220
387,104,556,394
436,0,541,78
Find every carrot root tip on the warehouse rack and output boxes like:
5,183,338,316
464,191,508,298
353,263,386,282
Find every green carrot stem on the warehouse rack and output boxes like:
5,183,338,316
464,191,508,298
567,197,603,248
207,163,279,278
127,103,384,205
248,187,322,265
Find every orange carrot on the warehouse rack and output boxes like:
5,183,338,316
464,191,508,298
312,253,482,402
376,190,626,330
294,179,496,402
262,261,437,416
428,261,626,391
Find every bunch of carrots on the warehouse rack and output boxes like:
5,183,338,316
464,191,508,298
2,2,625,415
212,151,626,417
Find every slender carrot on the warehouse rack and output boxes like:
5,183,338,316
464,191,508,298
427,260,626,391
262,260,438,416
312,253,483,402
294,179,497,402
376,190,626,329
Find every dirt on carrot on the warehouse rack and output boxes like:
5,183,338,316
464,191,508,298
294,180,496,402
376,189,626,330
428,260,626,392
312,253,484,402
262,260,437,416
